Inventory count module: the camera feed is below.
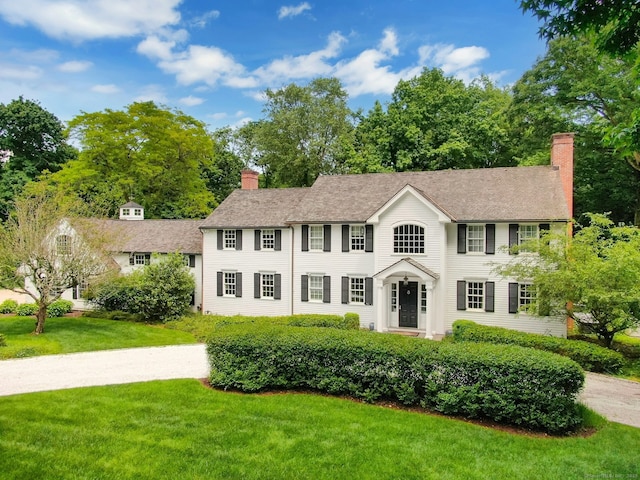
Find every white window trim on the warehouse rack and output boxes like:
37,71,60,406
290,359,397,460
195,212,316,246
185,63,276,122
393,223,426,255
261,229,275,251
134,253,147,266
309,225,324,251
349,276,365,305
519,282,535,310
350,225,365,252
260,272,275,300
466,280,485,311
466,224,485,254
223,271,237,297
223,229,237,250
308,274,324,303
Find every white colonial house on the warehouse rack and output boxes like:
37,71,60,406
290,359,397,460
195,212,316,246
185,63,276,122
57,202,204,311
199,134,575,338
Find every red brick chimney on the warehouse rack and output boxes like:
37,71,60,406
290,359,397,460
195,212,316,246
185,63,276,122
551,133,574,218
241,169,259,190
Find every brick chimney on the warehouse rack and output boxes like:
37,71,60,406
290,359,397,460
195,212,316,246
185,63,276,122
241,169,259,190
551,133,574,218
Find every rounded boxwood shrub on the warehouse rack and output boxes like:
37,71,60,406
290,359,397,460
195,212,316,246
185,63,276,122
0,299,18,314
452,320,624,373
16,303,39,316
46,299,74,318
207,324,584,434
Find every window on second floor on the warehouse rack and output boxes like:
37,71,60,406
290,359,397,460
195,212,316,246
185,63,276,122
467,225,485,253
261,229,275,250
393,224,424,254
224,229,236,250
309,225,324,251
350,225,365,251
56,235,71,256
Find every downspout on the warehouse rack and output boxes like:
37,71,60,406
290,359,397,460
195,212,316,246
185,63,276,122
290,225,295,315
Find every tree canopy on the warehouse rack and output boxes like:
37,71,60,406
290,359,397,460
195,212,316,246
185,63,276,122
354,69,514,172
496,214,640,347
49,101,216,219
0,97,76,219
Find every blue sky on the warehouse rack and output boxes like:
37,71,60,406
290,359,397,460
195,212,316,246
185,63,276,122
0,0,547,130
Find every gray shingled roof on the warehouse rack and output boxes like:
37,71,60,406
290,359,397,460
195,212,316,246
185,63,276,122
286,166,569,223
200,188,308,228
86,219,203,254
200,166,570,227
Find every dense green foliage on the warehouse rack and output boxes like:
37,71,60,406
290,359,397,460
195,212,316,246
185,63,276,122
2,380,638,479
166,312,359,341
15,303,38,316
0,332,5,347
496,214,640,348
0,315,195,359
50,101,216,218
0,97,76,219
46,299,74,318
453,320,624,373
88,253,195,323
0,299,18,314
207,324,584,434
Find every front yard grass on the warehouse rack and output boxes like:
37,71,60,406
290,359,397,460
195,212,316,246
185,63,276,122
0,379,637,480
0,315,196,359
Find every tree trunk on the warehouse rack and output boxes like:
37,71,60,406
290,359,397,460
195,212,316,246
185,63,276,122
33,304,47,335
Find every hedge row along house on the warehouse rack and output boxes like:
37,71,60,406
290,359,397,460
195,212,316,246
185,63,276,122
8,134,573,338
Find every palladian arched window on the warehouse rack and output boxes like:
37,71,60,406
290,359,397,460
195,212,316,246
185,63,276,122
393,224,424,254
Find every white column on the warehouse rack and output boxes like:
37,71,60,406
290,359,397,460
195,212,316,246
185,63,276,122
376,279,385,332
425,285,435,339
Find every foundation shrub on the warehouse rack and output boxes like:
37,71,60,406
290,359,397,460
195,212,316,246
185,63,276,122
0,299,18,314
46,299,74,318
16,303,38,316
452,320,624,373
207,324,584,434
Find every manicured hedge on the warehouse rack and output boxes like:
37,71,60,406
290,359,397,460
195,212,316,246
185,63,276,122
46,299,74,318
215,313,360,330
207,324,584,434
0,299,18,314
452,320,625,373
16,303,38,316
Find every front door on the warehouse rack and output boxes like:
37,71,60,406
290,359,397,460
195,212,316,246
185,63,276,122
398,281,418,328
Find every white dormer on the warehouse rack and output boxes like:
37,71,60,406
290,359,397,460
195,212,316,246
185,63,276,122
119,201,144,220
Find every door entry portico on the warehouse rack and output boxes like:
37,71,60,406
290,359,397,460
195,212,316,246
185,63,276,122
398,281,418,328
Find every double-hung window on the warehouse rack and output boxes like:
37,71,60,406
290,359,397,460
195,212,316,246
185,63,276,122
393,224,425,254
309,275,324,302
223,272,236,296
261,273,274,299
224,229,237,250
261,229,275,250
467,281,484,310
457,280,495,312
467,225,485,253
309,226,324,251
134,253,147,265
350,225,365,251
519,225,538,245
509,282,536,313
350,277,365,304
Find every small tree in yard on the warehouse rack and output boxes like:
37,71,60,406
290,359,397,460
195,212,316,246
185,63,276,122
0,189,113,334
495,214,640,348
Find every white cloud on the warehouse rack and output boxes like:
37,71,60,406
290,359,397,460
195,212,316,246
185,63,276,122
278,2,311,20
254,31,345,83
418,44,490,77
134,84,168,103
179,95,204,106
0,0,182,41
58,60,93,72
8,48,59,63
0,64,43,80
190,9,220,28
137,35,177,61
378,28,399,56
91,84,120,94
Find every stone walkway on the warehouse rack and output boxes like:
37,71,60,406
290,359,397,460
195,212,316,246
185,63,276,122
1,345,638,429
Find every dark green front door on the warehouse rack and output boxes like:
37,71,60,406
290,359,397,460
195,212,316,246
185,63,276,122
399,281,418,328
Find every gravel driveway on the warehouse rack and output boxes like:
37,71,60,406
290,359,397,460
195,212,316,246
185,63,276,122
1,345,638,429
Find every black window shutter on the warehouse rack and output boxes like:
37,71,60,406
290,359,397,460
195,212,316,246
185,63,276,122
274,274,281,300
189,255,196,268
365,277,373,306
457,281,466,310
539,223,550,234
236,272,242,297
341,277,349,304
508,283,519,314
254,273,261,299
509,224,519,254
236,230,243,250
144,254,151,265
301,275,309,302
365,225,373,252
217,272,223,297
457,224,467,254
485,282,495,312
485,224,495,254
129,255,134,265
302,225,309,251
72,287,78,300
217,230,223,250
323,225,331,252
275,230,282,251
254,230,261,251
323,275,331,303
342,225,349,252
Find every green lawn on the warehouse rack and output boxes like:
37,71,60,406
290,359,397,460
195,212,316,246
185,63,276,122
0,380,637,480
0,315,197,359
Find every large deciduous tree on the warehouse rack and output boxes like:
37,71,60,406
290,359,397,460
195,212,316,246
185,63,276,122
355,69,514,172
243,77,356,187
0,97,76,219
507,36,640,224
0,188,113,334
50,101,216,219
495,214,640,348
